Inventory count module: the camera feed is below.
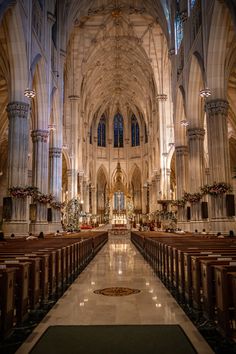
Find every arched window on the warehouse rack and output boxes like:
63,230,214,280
114,113,124,147
97,114,106,147
175,13,183,52
131,115,140,147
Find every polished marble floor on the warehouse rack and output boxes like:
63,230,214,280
16,234,214,354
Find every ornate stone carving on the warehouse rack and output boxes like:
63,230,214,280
175,145,188,156
187,128,205,140
49,147,62,158
205,99,229,116
31,130,49,143
7,101,29,119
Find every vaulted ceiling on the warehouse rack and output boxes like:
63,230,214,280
63,0,171,124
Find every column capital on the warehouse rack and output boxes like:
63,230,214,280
205,99,229,116
7,101,29,119
187,127,205,140
49,147,62,158
31,129,49,143
175,145,188,155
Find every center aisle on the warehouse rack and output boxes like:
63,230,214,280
16,234,214,354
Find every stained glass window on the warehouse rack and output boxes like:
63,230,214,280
131,115,140,147
97,114,106,147
114,191,124,210
114,113,124,147
175,13,183,52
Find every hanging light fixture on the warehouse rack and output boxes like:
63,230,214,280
200,87,211,98
156,93,167,101
48,123,56,131
180,119,189,127
24,88,36,99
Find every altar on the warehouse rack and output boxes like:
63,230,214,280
111,212,127,226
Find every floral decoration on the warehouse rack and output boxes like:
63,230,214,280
183,192,202,203
171,199,186,207
200,182,232,196
9,185,64,210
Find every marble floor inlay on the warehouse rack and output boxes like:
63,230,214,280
94,286,141,296
16,234,215,354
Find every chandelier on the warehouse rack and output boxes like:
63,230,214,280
157,93,167,101
24,88,36,99
200,88,211,98
180,119,189,127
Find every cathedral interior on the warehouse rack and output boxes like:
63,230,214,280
0,0,236,235
1,1,236,354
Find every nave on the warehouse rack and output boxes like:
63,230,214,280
16,235,213,354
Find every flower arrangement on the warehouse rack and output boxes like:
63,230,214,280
33,192,53,204
8,186,29,198
50,200,65,210
183,192,202,203
200,182,232,196
171,199,186,207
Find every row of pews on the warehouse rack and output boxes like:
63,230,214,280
0,231,108,340
131,231,236,340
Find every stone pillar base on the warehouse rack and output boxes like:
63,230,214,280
177,220,210,233
210,218,236,235
29,222,49,235
2,221,29,237
47,222,63,234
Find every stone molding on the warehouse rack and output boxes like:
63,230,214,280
175,145,188,156
68,95,80,101
187,128,205,140
205,99,229,116
67,170,72,177
47,11,56,24
7,101,29,119
31,130,49,143
49,147,62,158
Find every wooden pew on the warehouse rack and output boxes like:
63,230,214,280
214,265,236,337
0,267,15,339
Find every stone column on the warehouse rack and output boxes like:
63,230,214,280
67,169,72,200
151,179,156,212
48,147,62,230
91,186,97,216
142,185,147,214
30,129,49,233
83,181,90,214
187,128,205,221
68,95,79,198
205,99,234,231
3,101,29,236
175,145,189,221
166,168,171,200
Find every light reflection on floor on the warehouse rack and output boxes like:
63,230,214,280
16,235,214,354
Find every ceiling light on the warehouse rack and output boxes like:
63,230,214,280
157,94,167,101
24,88,36,99
48,124,56,131
200,88,211,98
180,119,189,127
